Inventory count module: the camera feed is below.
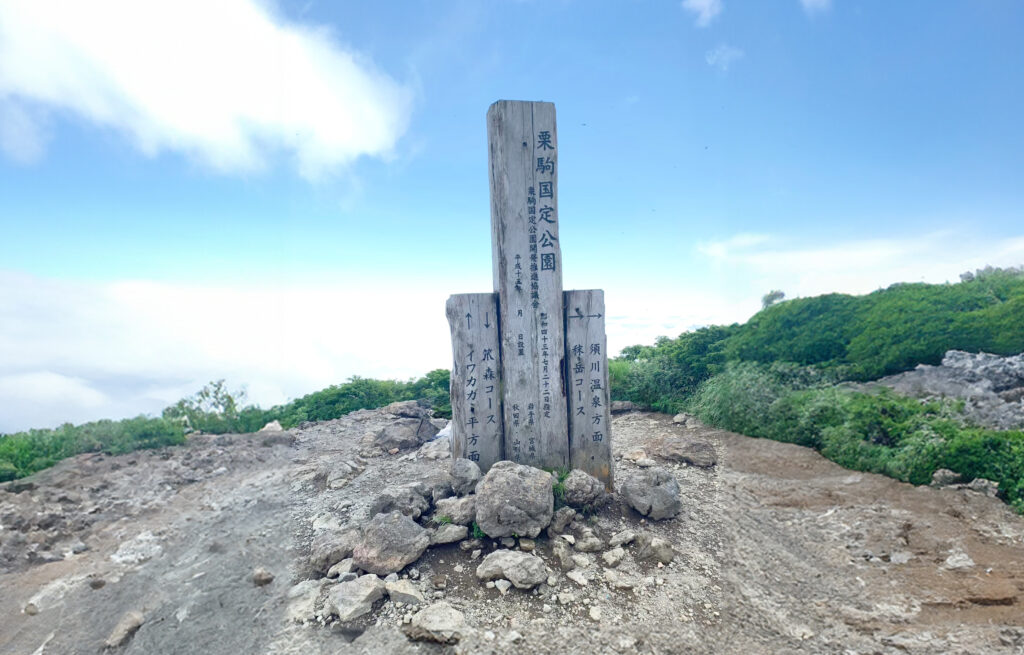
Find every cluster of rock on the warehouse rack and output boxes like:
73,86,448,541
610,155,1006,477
877,349,1024,430
293,451,684,643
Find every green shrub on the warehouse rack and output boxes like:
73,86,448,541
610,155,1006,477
685,361,1024,510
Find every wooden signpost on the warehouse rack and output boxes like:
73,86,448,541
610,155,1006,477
447,100,612,488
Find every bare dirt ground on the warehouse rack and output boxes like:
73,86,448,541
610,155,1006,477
1,409,1022,655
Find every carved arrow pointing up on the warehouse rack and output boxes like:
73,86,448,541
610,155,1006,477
466,313,472,329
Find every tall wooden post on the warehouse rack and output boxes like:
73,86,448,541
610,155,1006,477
487,100,569,470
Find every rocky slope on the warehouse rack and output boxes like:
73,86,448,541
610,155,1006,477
874,350,1024,430
2,405,1023,655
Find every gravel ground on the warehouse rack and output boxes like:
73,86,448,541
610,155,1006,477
2,408,1022,655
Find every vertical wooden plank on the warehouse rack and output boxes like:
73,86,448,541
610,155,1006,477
446,293,504,472
488,100,569,470
564,290,613,488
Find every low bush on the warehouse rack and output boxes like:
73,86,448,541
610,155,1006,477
687,362,1024,511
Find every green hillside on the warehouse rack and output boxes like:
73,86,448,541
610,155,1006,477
612,267,1024,413
611,266,1024,511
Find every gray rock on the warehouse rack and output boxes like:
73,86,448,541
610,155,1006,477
352,512,430,575
327,558,355,578
931,468,962,487
308,528,360,574
104,610,144,648
650,437,717,468
474,461,553,538
552,536,575,571
635,533,675,564
384,400,431,419
433,496,476,526
430,523,469,545
620,468,682,520
476,549,548,589
967,477,1000,497
386,579,426,606
328,574,386,622
602,547,625,567
562,469,607,508
368,483,431,520
451,458,482,496
608,529,636,548
574,530,604,552
549,506,576,534
494,579,512,595
671,413,691,425
258,420,284,432
375,418,439,452
286,579,332,623
404,602,469,644
611,400,637,413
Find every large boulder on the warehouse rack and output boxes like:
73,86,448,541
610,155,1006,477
352,512,430,575
383,400,432,418
611,400,637,413
450,458,482,496
374,418,439,452
561,469,607,508
474,461,553,538
368,483,432,520
475,550,548,589
620,468,682,520
328,574,386,622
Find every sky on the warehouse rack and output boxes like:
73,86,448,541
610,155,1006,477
1,0,1023,433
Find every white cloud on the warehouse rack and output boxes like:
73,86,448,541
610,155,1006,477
682,0,723,28
705,44,745,72
800,0,831,13
0,271,455,433
0,0,412,179
0,102,49,164
698,230,1024,299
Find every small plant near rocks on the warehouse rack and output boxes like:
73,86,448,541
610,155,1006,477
471,521,488,539
547,466,572,506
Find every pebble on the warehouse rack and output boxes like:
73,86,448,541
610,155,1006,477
560,534,576,545
557,592,575,605
486,581,496,589
518,538,535,552
471,549,482,560
566,570,588,586
602,547,625,567
495,579,512,595
454,564,464,573
542,604,552,613
589,606,602,621
252,567,275,586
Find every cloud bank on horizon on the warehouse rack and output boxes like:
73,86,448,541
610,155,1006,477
3,230,1023,433
0,0,412,178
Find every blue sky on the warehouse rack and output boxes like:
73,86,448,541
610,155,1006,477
1,0,1023,432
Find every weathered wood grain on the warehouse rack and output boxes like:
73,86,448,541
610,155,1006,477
445,293,504,471
488,100,569,469
564,289,612,488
